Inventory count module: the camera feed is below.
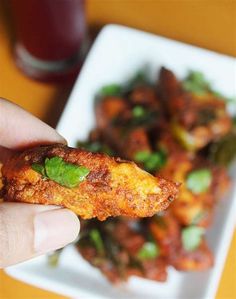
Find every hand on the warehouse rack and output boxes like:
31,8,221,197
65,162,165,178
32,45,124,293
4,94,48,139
0,99,80,268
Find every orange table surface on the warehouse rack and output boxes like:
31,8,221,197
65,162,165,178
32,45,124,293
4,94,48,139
0,0,236,298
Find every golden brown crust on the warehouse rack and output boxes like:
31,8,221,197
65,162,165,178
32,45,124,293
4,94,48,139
2,144,179,220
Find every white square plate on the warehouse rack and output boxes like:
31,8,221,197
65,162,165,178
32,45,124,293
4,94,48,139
5,25,236,299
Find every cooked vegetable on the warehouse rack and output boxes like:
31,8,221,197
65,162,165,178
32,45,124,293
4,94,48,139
42,67,234,283
171,122,196,151
186,169,212,194
181,226,205,251
32,156,90,188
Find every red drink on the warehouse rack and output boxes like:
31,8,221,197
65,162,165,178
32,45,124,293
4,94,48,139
9,0,86,82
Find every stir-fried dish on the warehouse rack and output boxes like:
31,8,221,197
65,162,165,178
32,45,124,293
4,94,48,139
73,67,236,283
48,67,236,283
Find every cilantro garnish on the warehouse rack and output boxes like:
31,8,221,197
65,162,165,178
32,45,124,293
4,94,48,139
77,141,114,156
124,68,151,91
137,241,160,260
100,84,122,96
134,150,167,172
31,163,46,177
182,70,236,104
132,105,146,118
32,157,90,188
181,226,205,251
186,168,212,194
182,71,211,95
90,229,105,255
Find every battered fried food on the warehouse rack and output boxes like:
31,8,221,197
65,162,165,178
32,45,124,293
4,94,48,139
1,144,179,220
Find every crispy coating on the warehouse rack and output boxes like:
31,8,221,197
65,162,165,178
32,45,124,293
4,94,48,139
1,144,179,220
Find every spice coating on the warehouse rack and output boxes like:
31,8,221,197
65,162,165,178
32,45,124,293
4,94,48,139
2,144,179,220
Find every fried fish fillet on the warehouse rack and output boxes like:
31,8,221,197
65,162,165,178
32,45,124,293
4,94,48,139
1,144,179,220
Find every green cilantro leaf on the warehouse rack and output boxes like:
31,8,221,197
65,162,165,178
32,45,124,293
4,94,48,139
124,68,151,91
100,84,122,96
134,150,151,162
32,163,46,177
181,226,205,251
45,157,90,188
182,70,236,104
182,81,207,96
77,141,114,156
134,150,167,172
182,70,210,96
186,168,212,194
31,157,90,188
132,106,146,118
137,242,160,260
90,229,105,255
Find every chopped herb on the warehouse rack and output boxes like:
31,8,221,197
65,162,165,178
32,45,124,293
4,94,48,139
134,150,167,172
90,229,105,255
100,84,122,96
145,153,166,172
186,168,212,194
124,68,151,91
32,157,90,188
112,107,158,128
132,109,158,127
182,81,207,96
134,151,151,162
181,226,205,251
137,242,159,260
77,141,114,156
182,71,211,96
182,70,236,104
132,106,146,118
32,163,46,177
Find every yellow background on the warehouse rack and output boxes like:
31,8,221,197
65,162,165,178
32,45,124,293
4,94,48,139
0,0,235,298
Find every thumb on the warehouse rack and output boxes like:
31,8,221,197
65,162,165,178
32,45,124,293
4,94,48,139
0,202,80,268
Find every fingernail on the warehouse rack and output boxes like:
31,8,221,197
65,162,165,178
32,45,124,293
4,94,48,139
34,209,80,253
